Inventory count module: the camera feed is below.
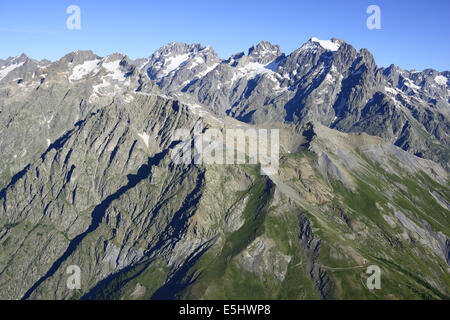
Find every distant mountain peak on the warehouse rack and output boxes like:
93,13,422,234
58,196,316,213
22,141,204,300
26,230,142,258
58,50,99,66
154,42,204,57
248,41,282,64
9,53,30,62
309,37,341,51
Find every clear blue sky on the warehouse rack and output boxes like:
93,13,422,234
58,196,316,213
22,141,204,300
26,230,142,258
0,0,449,71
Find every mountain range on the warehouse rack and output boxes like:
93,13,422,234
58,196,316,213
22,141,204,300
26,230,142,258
0,38,448,300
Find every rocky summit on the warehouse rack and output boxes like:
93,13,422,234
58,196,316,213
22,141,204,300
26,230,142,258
0,38,449,300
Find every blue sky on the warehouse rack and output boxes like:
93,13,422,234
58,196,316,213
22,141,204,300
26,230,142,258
0,0,449,71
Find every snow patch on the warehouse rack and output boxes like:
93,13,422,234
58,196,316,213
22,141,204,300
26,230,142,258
384,86,397,95
311,37,340,52
102,60,125,81
89,77,115,102
69,59,101,81
161,53,190,76
138,132,150,148
0,61,25,81
197,63,220,78
434,75,447,86
188,56,205,69
140,58,150,70
324,73,334,83
404,78,421,90
232,60,278,83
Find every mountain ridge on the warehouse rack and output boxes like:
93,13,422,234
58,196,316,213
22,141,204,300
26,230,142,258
4,40,448,73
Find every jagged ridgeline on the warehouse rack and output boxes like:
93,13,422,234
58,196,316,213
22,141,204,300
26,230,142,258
0,39,449,300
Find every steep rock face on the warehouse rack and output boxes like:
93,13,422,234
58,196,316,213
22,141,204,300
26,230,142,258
0,50,158,189
142,43,222,93
0,93,196,298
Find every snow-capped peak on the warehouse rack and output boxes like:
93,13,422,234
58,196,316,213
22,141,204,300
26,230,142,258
310,37,340,52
